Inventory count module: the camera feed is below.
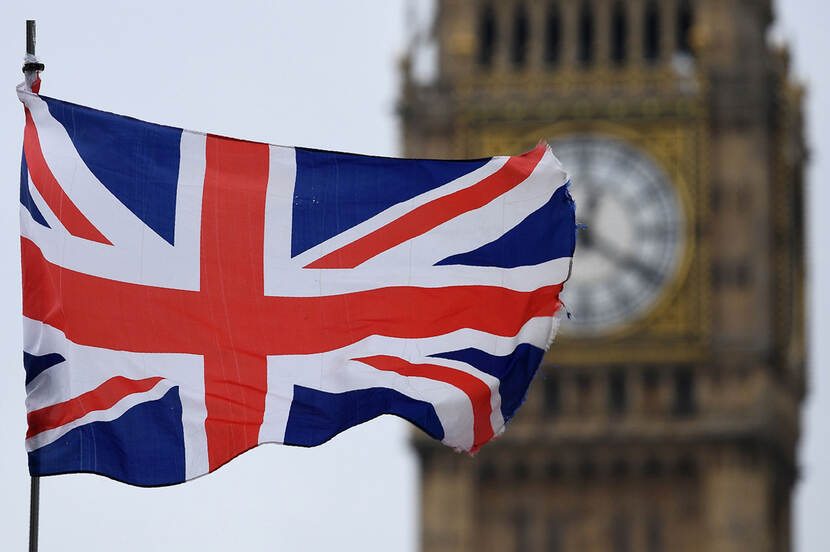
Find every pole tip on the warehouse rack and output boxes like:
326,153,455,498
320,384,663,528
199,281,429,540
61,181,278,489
23,20,44,76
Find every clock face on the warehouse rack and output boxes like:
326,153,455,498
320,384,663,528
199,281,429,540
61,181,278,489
551,135,686,336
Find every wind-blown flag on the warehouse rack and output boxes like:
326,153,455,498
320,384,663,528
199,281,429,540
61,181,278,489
17,82,575,486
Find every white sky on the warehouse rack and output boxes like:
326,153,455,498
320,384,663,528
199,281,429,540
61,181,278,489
0,1,825,550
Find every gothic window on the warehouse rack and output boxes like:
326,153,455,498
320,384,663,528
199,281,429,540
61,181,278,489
676,456,697,478
642,367,660,410
511,4,530,68
544,374,561,416
643,457,663,477
612,458,630,479
478,461,497,483
546,461,562,479
579,459,597,480
610,1,627,65
644,1,661,62
545,3,562,66
673,369,695,416
577,2,595,66
609,370,627,414
677,0,694,55
576,373,593,412
478,4,497,67
513,461,530,481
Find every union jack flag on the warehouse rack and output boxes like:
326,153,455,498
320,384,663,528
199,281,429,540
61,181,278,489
18,82,575,486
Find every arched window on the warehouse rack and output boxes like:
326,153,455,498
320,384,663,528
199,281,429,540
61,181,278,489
511,4,530,68
544,373,561,416
608,370,627,414
544,3,562,66
673,369,695,416
577,2,594,66
478,4,497,67
644,1,660,62
677,0,694,55
610,1,627,65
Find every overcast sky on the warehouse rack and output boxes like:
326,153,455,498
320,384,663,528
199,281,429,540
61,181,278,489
0,1,826,551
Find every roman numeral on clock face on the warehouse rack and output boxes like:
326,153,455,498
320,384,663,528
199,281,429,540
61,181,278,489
552,135,685,336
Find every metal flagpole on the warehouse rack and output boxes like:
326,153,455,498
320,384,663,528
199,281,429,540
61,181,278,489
24,22,44,552
29,476,39,552
23,20,45,78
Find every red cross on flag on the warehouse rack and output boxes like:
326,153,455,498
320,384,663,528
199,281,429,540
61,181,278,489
18,82,575,486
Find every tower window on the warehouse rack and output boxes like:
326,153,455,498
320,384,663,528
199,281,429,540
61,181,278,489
673,369,695,416
612,458,630,478
644,1,661,63
677,0,694,56
642,368,660,411
544,374,561,416
676,456,697,478
478,5,497,67
643,457,663,477
545,3,562,66
579,459,597,480
576,373,593,412
577,2,595,66
546,461,562,479
478,461,497,483
511,4,530,68
610,1,627,65
609,370,627,414
513,461,530,481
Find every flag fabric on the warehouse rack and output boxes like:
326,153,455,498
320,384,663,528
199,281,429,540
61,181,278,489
17,82,575,486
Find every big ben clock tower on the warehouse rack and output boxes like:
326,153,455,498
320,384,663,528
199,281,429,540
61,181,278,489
401,1,806,551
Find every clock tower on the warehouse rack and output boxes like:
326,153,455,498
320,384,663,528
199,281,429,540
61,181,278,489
400,1,806,551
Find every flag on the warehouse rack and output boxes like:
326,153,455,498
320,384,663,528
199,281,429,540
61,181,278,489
17,83,575,486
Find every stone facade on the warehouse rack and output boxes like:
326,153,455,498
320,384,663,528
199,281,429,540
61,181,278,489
400,1,806,551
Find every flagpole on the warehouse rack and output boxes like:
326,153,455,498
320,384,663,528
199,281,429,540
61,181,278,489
29,475,39,552
23,19,44,90
24,22,43,552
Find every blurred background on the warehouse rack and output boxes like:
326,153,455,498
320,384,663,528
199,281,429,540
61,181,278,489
0,1,826,551
404,2,807,551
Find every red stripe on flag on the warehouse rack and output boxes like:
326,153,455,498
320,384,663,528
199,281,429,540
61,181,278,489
200,135,271,471
21,236,564,357
23,108,112,245
305,144,547,269
20,237,206,355
272,283,565,354
26,376,163,439
354,355,495,452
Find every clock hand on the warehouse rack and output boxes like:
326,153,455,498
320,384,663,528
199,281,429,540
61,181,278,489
580,184,602,223
590,234,663,285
